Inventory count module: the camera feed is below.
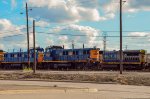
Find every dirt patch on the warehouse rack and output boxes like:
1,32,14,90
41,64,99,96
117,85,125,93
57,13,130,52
0,72,150,86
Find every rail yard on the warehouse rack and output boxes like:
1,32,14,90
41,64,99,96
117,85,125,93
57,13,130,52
1,0,150,99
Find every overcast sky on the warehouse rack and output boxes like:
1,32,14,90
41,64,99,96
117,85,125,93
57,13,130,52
0,0,150,52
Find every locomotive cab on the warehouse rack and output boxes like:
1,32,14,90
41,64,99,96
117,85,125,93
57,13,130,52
0,50,4,62
90,49,100,62
30,47,44,62
123,50,146,69
44,46,64,61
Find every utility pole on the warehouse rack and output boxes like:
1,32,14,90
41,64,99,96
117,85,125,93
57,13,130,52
83,43,84,49
125,45,128,50
33,20,36,74
26,2,30,68
120,0,123,74
102,32,107,52
72,40,74,49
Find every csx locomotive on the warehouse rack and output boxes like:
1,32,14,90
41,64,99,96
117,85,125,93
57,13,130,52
0,46,148,70
101,50,146,70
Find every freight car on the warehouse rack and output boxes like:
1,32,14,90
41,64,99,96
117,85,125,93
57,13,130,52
100,50,146,70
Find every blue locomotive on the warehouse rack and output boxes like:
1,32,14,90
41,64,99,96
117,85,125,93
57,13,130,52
1,47,44,69
41,46,100,69
100,50,146,69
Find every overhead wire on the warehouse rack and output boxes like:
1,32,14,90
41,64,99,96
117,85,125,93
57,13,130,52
35,31,149,38
0,27,32,35
0,33,25,38
35,26,150,33
1,25,150,36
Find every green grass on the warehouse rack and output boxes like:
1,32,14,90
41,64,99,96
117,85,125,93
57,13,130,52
23,67,33,72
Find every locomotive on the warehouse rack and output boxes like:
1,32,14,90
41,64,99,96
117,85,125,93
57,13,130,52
145,53,150,68
40,46,100,70
100,50,146,70
0,46,148,70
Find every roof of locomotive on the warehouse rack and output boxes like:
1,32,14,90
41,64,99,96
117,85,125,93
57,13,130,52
101,50,145,52
102,50,118,53
30,47,44,50
48,48,100,51
45,46,100,50
45,46,63,49
123,50,146,53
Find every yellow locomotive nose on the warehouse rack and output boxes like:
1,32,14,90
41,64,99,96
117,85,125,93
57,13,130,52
90,49,100,62
38,52,44,62
0,51,4,62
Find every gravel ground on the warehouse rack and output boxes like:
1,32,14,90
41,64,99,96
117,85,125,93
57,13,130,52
0,70,150,86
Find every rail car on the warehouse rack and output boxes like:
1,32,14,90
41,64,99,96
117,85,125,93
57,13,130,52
145,53,150,68
39,46,100,70
100,50,146,70
100,50,119,69
0,47,44,69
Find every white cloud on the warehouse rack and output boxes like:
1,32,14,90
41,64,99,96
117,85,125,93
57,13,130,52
11,0,17,9
0,44,4,49
125,32,150,51
36,20,50,27
0,19,24,37
46,38,54,45
27,0,114,23
104,0,150,14
58,36,68,41
128,32,150,45
0,19,28,50
128,32,150,37
44,24,103,48
125,0,150,12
